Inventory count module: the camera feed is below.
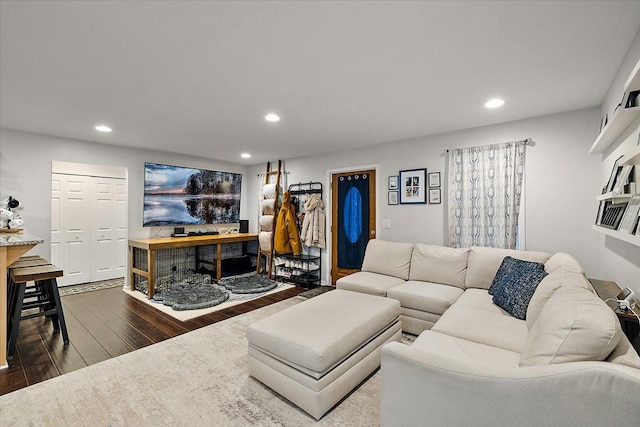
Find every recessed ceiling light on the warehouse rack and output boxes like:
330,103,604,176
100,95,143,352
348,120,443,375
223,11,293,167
265,113,280,122
95,125,112,132
241,153,251,159
484,99,505,109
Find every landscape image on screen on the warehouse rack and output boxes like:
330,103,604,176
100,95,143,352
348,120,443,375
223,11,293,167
143,162,242,227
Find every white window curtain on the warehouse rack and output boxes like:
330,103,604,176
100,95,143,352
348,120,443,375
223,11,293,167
448,140,526,249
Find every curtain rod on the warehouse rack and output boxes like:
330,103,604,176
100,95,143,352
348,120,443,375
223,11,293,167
444,138,534,154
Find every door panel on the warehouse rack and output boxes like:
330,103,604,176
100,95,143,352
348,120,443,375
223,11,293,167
91,177,127,282
65,240,88,278
92,180,115,280
50,176,62,267
64,176,91,285
331,169,376,284
115,182,128,273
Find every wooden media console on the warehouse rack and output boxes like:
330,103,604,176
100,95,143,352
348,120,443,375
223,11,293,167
128,233,259,298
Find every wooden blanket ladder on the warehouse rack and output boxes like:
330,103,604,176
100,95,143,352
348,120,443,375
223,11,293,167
257,160,281,278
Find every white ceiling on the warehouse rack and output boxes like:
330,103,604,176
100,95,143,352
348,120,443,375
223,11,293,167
1,1,640,166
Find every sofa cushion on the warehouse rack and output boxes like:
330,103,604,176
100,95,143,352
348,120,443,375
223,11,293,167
400,307,442,324
336,271,405,297
432,291,528,353
408,244,469,289
387,281,464,315
412,330,521,369
525,268,592,331
400,308,442,335
449,288,510,315
488,256,545,295
465,246,551,290
544,252,584,274
361,240,413,280
491,263,548,320
520,286,622,366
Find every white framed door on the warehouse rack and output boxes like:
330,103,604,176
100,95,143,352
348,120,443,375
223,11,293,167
52,164,128,287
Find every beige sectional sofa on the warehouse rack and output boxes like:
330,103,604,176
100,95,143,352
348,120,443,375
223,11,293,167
336,239,640,426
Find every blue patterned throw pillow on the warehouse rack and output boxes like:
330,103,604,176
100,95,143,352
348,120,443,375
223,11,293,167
488,256,545,295
492,263,548,320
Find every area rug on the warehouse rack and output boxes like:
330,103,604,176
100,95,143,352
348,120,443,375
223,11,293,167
124,282,294,321
299,285,334,299
0,297,389,426
58,278,124,296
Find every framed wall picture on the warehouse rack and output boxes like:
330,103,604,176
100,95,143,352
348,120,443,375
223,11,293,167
388,191,398,205
399,168,427,204
428,188,441,204
595,200,606,226
388,175,398,190
428,172,441,188
619,196,640,233
612,165,634,194
600,114,608,132
600,202,628,230
605,155,624,193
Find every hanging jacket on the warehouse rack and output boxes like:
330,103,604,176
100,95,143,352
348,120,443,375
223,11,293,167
300,194,326,248
274,191,302,255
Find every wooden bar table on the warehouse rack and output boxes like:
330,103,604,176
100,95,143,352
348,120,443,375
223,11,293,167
129,233,259,298
0,232,44,369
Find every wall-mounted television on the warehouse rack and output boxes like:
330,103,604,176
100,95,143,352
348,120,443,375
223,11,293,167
143,162,242,227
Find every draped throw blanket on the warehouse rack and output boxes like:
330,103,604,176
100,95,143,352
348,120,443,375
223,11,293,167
448,140,526,249
258,183,278,251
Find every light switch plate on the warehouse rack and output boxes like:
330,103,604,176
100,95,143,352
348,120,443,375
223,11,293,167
382,219,391,229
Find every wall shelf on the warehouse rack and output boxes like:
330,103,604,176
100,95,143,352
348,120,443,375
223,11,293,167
591,224,640,246
596,192,634,202
621,146,640,166
589,58,640,155
589,106,640,154
593,118,640,242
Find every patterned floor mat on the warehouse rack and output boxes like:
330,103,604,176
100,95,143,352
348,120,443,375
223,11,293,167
59,278,124,297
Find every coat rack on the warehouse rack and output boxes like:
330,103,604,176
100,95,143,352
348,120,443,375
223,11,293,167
272,181,324,288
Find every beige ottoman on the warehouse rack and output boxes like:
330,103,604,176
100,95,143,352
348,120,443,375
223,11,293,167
247,289,402,420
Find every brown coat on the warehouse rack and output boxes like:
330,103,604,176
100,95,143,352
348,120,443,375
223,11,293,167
274,191,302,255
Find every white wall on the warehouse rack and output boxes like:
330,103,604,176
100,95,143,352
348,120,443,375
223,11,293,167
0,128,249,260
249,107,603,285
597,26,640,293
2,104,628,291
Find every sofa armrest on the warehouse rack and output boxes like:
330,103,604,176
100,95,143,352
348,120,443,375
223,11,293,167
381,342,640,427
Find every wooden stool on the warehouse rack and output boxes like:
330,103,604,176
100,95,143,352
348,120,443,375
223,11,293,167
7,259,53,322
17,255,45,261
7,264,69,361
9,258,50,269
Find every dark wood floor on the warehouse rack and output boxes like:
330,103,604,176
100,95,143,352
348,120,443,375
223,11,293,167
0,284,306,396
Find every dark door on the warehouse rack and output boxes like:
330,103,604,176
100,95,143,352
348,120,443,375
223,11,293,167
331,169,376,284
